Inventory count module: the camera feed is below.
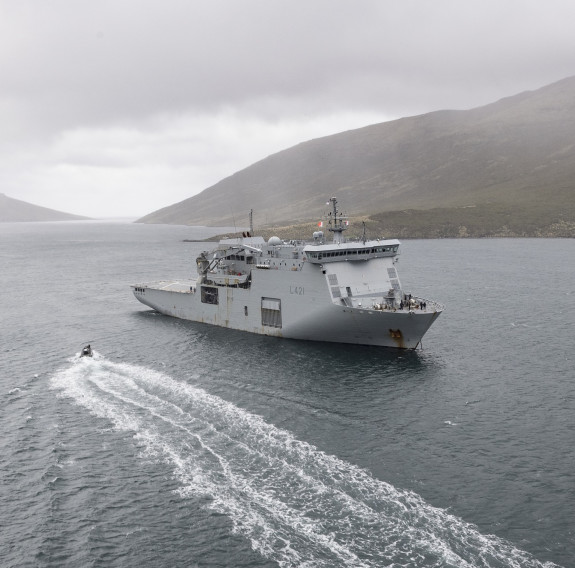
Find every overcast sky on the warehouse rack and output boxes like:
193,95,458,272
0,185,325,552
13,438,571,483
2,0,575,218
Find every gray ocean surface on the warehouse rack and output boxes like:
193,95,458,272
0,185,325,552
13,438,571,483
1,221,573,568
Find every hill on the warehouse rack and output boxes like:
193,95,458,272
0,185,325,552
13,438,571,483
0,194,91,222
137,76,575,237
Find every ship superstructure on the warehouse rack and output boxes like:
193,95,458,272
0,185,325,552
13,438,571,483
132,198,443,348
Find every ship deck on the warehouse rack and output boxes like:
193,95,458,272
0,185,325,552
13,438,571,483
134,280,196,293
342,296,444,313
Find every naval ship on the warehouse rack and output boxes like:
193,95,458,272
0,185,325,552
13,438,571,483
132,198,443,349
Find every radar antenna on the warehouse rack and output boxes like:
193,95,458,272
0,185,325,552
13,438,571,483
326,197,348,244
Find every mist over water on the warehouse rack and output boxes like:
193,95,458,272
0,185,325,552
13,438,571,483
1,222,573,567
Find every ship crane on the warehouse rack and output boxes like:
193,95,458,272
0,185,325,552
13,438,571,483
197,244,263,275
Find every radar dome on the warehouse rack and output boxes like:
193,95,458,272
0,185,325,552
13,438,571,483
268,236,282,246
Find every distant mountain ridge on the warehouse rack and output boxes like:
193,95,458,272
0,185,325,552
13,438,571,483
137,76,575,237
0,194,90,222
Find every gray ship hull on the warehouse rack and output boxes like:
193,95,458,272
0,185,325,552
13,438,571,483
133,260,441,349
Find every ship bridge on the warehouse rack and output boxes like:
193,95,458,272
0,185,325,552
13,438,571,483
303,239,400,263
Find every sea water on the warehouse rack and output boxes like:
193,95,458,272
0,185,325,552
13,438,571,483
1,222,573,567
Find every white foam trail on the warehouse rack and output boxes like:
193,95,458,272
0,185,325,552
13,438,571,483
51,356,559,568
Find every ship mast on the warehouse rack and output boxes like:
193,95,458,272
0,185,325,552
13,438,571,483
326,197,348,244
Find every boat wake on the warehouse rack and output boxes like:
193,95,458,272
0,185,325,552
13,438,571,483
51,355,557,568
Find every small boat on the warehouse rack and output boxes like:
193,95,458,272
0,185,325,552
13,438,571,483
80,344,93,357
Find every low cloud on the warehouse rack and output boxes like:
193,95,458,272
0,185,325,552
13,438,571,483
2,0,575,216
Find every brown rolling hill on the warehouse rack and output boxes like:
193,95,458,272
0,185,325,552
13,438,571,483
137,76,575,237
0,193,91,222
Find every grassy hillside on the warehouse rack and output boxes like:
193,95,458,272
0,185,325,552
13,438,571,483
210,201,575,242
138,76,575,237
0,193,90,222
